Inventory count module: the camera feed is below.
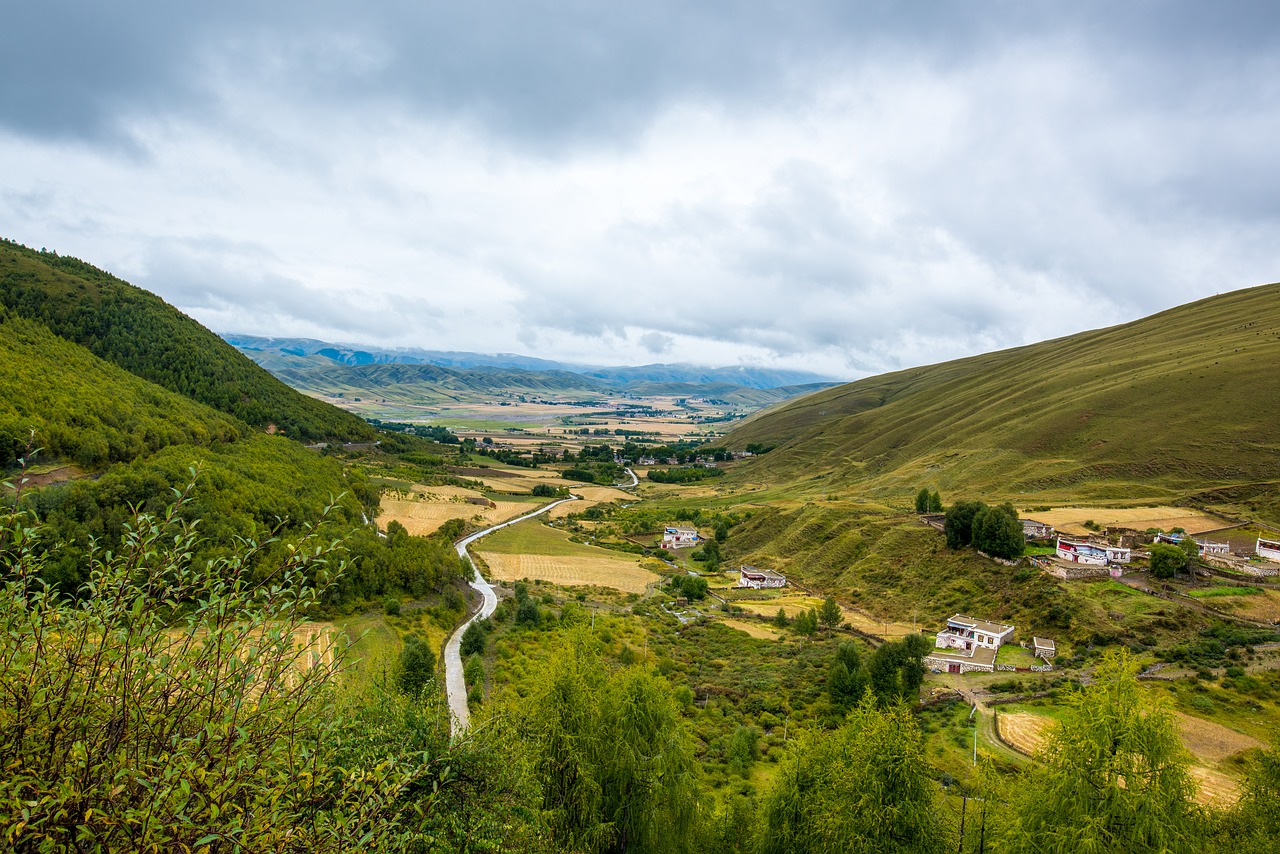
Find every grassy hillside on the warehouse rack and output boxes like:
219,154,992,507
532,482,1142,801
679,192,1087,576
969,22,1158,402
0,240,372,442
726,282,1280,515
0,313,241,469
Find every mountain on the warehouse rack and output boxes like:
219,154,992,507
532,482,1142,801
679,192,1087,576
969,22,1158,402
222,333,835,389
724,282,1280,515
0,241,372,442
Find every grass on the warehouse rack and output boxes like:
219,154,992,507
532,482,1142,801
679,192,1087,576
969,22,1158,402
722,281,1280,521
1187,586,1263,598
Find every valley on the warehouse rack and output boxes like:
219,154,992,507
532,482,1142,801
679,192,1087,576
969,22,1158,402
5,238,1280,850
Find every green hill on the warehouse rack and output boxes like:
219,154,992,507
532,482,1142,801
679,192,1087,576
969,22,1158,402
0,240,372,442
0,312,242,469
725,282,1280,517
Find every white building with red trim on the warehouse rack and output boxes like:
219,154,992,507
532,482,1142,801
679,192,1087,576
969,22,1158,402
661,525,700,549
1154,532,1229,556
934,614,1015,655
1258,537,1280,562
738,565,787,589
1055,537,1130,565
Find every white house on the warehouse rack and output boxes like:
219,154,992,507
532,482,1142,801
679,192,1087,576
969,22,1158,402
1056,537,1130,565
934,615,1015,656
1032,637,1057,661
1022,519,1055,540
738,566,787,589
661,525,699,549
1258,538,1280,562
1155,532,1229,556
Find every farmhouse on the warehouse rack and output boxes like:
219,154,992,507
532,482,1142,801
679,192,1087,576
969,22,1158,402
1154,532,1229,556
934,614,1015,654
661,525,699,549
738,566,787,589
1055,537,1130,565
1258,537,1280,562
1021,518,1055,540
1032,637,1056,661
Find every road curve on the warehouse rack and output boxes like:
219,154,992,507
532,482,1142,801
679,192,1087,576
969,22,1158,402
443,495,579,734
622,467,638,488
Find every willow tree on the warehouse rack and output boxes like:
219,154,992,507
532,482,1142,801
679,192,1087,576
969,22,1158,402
519,629,700,854
997,648,1202,853
760,697,945,854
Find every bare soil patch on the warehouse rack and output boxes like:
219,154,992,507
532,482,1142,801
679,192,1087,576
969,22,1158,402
1174,712,1265,762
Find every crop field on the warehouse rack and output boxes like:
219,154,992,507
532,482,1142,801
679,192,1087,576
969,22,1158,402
377,485,536,535
548,484,634,518
476,519,661,593
477,552,660,594
995,707,1255,805
1027,506,1231,536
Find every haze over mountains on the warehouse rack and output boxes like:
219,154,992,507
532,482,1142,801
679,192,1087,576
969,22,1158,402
224,333,838,409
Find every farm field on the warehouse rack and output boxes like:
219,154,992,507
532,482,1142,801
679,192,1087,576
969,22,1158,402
726,589,919,638
1196,587,1280,622
1023,506,1232,536
994,704,1262,806
548,484,635,518
377,484,538,535
475,519,662,594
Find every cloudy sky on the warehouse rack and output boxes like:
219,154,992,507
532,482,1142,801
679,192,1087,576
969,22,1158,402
2,2,1278,379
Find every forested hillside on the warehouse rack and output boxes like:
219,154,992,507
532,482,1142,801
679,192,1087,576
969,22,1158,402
725,282,1280,514
0,240,373,442
0,312,242,469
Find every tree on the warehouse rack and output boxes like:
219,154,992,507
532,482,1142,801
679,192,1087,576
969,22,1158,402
819,595,842,630
794,608,818,640
1219,735,1280,852
998,649,1201,854
461,620,488,656
516,596,542,627
759,697,945,854
973,502,1025,559
519,630,699,853
1150,542,1187,579
715,521,729,543
397,635,437,697
944,500,987,549
914,487,931,513
774,607,789,629
1179,535,1202,571
827,641,868,712
928,490,943,513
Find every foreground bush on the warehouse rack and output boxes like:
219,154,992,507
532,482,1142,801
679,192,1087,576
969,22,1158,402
0,479,541,851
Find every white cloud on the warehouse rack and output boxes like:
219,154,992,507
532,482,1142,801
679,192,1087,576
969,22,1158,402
1,3,1278,380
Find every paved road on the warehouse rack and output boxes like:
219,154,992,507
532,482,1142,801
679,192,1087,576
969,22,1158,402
443,495,579,734
621,467,638,488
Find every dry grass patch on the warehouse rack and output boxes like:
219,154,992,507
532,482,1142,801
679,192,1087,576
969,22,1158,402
477,552,659,594
1031,506,1231,537
719,618,781,640
1212,588,1280,622
1173,712,1265,763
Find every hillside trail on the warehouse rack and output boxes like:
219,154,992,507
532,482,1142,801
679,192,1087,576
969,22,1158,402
951,686,1032,766
444,495,579,735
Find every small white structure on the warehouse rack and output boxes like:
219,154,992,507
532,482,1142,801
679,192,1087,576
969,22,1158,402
1258,538,1280,562
661,525,699,549
1155,532,1229,556
1032,637,1057,661
1056,537,1130,565
1022,519,1055,540
738,565,787,589
934,615,1014,655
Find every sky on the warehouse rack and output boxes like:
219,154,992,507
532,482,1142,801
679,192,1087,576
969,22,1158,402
2,2,1278,380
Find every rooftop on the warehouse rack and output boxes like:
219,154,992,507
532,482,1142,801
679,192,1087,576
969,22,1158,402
946,614,1015,637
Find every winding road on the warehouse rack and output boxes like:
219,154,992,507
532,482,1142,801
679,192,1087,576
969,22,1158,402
443,494,579,734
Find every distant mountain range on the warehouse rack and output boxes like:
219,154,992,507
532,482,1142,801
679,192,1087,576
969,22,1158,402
220,334,834,390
